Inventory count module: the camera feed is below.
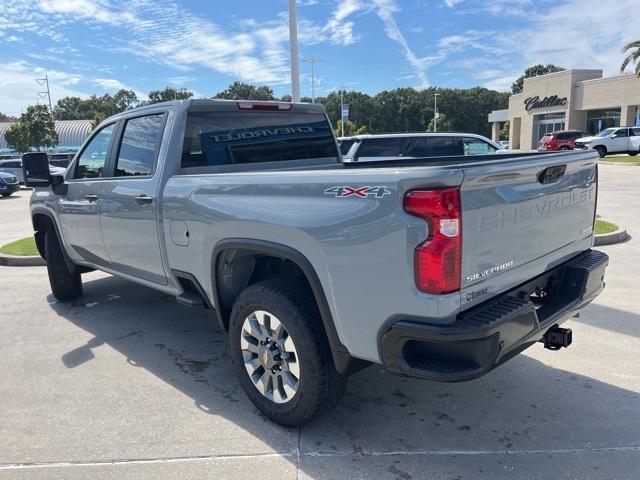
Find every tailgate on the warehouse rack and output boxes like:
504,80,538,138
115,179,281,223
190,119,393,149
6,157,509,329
460,152,597,308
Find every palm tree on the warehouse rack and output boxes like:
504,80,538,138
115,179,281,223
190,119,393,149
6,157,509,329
621,41,640,77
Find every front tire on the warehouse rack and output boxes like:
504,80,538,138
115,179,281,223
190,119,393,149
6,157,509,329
628,151,638,157
45,229,82,301
1,193,11,197
594,145,607,158
229,279,347,427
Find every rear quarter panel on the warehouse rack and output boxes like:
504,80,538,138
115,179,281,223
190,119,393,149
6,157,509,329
162,166,463,363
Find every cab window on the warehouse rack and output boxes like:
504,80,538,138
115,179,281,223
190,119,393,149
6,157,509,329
614,128,628,137
356,138,409,158
75,124,115,179
114,114,164,177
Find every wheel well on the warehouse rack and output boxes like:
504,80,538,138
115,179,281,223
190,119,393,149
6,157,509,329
212,241,371,376
215,248,311,330
32,213,54,259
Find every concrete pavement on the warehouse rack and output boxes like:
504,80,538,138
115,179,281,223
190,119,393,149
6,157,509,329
0,164,638,479
0,189,33,247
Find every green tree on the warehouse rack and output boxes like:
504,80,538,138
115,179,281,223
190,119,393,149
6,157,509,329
511,65,565,94
54,89,140,120
336,120,368,136
147,86,193,104
214,81,275,100
621,40,640,77
427,113,454,132
5,105,58,152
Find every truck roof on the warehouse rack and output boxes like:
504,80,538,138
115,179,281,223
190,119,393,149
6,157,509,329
107,99,326,120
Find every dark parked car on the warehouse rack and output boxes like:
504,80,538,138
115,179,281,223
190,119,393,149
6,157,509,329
0,171,20,197
538,130,589,151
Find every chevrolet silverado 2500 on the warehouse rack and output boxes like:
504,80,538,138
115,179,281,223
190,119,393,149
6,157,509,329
24,100,608,426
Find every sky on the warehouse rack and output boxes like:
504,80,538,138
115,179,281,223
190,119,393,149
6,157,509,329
0,0,637,116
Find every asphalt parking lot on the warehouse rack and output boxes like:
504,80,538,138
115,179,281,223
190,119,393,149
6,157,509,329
0,165,638,479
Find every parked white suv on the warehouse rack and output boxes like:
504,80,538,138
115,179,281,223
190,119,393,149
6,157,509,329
343,133,505,162
575,127,640,158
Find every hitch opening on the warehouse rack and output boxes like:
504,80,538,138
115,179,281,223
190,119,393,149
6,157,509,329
543,325,572,350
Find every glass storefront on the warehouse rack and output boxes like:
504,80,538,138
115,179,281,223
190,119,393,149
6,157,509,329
533,112,566,147
586,109,621,135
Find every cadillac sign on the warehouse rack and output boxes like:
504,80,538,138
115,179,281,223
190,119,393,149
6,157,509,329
524,95,568,111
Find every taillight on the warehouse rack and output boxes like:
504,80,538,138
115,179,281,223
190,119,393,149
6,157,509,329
404,188,462,294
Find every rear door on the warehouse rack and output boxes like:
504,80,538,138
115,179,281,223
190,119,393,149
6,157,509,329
629,128,640,152
99,113,168,285
460,154,597,306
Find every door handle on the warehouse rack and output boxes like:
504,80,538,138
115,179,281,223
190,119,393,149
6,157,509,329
85,194,98,202
134,194,153,205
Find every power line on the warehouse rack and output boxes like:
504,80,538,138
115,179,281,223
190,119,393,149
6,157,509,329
36,74,53,116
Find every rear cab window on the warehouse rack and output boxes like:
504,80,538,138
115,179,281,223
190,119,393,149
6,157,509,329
181,109,338,170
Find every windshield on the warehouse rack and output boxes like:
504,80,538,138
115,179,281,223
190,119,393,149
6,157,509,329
596,128,616,137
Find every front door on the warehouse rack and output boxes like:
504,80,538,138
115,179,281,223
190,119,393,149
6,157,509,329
57,123,116,266
99,113,168,285
610,128,630,153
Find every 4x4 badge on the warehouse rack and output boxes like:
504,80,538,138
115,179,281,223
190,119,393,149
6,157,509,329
325,186,391,198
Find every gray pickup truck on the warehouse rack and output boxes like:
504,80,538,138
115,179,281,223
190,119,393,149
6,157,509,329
24,99,608,426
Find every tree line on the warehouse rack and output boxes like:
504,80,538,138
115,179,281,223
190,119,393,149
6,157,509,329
4,64,579,153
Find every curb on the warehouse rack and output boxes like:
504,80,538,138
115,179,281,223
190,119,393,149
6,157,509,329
594,228,628,246
0,253,46,267
599,161,640,166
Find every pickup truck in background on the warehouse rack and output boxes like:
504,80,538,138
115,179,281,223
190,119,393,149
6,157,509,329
575,126,640,157
25,99,608,426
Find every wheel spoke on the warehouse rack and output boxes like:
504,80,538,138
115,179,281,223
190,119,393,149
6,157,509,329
281,371,298,399
240,334,260,354
285,354,300,378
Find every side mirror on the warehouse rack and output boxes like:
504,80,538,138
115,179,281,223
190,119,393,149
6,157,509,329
611,134,618,138
22,152,51,187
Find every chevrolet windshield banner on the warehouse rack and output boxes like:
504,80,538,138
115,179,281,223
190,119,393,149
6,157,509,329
201,121,330,147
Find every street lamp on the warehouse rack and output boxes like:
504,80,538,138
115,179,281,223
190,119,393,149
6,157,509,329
433,93,440,132
302,58,323,103
288,0,301,102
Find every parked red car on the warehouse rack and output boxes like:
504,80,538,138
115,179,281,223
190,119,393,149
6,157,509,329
538,130,590,151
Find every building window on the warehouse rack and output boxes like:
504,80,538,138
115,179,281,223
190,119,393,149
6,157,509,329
586,109,621,135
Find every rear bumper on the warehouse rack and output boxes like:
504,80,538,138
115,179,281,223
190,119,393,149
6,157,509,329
382,249,608,382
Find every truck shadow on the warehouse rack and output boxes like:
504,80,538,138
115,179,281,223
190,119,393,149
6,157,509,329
49,274,639,473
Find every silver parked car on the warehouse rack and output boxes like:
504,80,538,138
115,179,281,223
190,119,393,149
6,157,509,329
0,159,23,183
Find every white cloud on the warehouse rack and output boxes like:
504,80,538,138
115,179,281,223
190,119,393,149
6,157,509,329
444,0,463,7
370,0,430,88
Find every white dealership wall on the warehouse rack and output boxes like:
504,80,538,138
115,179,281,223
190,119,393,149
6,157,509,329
506,69,640,149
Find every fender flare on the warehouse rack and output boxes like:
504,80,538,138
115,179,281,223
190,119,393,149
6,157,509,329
31,209,76,272
211,239,369,375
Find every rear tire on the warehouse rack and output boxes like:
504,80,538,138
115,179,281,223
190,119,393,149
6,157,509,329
628,151,638,157
559,146,570,151
45,229,82,301
229,279,347,427
1,193,11,197
594,146,607,158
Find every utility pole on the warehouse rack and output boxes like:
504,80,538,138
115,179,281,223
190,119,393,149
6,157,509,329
302,58,323,103
288,0,301,102
340,89,345,137
36,74,53,116
433,93,440,132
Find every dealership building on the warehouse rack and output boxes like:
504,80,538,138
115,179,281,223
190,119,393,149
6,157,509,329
489,69,640,149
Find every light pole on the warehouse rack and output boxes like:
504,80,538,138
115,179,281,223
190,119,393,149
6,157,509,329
433,93,440,132
302,58,323,103
288,0,300,102
340,89,345,137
